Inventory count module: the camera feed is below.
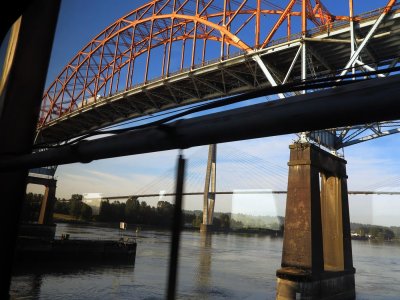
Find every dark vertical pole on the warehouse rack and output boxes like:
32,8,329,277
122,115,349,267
341,176,354,271
0,1,60,297
167,153,186,300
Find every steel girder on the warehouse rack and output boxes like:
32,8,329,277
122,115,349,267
36,1,400,149
5,74,400,172
305,0,400,150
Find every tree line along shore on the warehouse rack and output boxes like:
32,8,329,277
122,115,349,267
23,193,400,240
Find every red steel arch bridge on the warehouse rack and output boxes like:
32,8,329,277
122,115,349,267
35,0,400,153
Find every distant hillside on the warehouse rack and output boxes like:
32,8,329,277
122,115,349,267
183,210,400,238
350,222,400,240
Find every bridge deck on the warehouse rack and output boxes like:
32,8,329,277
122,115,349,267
37,6,400,144
102,191,400,201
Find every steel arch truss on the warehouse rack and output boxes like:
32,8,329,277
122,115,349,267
305,0,400,150
37,0,400,148
339,121,400,148
309,121,400,150
39,1,341,136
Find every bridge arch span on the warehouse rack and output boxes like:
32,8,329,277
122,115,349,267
39,0,340,130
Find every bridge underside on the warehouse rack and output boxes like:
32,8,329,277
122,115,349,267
36,8,400,145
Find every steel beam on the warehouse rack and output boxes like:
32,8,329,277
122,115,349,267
1,75,400,171
340,1,394,76
355,60,385,78
253,55,285,99
340,127,400,148
308,45,333,71
283,45,302,84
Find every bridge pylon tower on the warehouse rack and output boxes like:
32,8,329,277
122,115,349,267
200,144,217,233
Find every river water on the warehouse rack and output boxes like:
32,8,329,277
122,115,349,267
10,223,400,299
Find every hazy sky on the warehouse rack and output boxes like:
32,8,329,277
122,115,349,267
28,0,400,227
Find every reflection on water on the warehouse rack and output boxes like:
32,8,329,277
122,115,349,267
196,233,212,298
10,224,400,300
12,261,137,300
15,273,43,299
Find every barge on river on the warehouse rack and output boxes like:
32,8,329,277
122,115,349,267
14,224,137,264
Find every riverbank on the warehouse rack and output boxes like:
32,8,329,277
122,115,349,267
53,213,91,224
53,215,282,236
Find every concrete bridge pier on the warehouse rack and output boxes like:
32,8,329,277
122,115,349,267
276,143,355,300
20,176,58,239
200,144,217,233
38,180,57,225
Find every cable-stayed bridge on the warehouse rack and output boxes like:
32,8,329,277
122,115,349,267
99,145,400,201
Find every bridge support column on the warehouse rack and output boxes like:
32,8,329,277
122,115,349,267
200,144,216,233
38,180,57,225
276,143,355,300
19,176,57,240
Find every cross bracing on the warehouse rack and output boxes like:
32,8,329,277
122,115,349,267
35,1,400,151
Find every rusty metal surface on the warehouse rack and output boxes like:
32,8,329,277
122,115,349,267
282,143,323,272
280,143,353,276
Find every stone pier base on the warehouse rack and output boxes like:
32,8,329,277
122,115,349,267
276,268,355,300
276,143,355,300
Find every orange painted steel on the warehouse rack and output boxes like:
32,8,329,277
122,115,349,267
39,0,393,128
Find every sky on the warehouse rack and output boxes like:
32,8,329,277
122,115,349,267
26,0,400,227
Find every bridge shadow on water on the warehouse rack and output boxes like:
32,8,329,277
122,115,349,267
194,233,212,298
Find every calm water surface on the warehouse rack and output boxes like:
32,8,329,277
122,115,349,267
10,223,400,299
